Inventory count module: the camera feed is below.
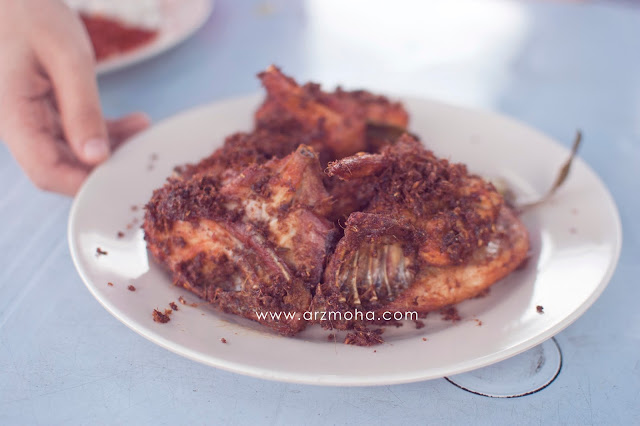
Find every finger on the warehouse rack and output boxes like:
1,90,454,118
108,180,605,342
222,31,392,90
6,124,90,196
30,3,109,166
2,92,90,195
107,112,151,150
35,161,89,196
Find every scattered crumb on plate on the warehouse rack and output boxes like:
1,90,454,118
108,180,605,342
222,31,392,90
177,296,199,307
152,309,170,323
344,328,384,346
440,306,461,322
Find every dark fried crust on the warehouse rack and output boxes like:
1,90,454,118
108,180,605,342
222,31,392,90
327,135,503,264
145,146,337,335
312,135,528,330
256,65,408,160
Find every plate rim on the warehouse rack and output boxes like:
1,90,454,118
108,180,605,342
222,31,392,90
68,93,623,386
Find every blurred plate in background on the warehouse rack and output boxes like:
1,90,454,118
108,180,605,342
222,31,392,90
69,0,214,75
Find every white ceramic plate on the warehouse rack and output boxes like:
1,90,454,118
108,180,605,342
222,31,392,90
68,94,622,386
94,0,214,75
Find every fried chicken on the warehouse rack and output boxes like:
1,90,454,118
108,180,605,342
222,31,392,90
254,65,411,220
144,67,530,343
311,135,529,329
256,65,408,161
144,145,337,335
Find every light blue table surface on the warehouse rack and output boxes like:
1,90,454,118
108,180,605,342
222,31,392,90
1,0,639,424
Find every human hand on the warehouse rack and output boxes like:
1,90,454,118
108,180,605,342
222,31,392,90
0,0,150,195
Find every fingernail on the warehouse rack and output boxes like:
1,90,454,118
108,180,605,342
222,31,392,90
83,138,110,162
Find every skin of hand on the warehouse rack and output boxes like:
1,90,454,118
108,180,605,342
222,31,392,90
0,0,151,196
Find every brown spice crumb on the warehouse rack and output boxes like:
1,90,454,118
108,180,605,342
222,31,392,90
117,231,125,238
152,309,170,323
177,296,198,307
107,282,114,287
169,302,179,311
373,350,377,353
164,308,173,316
414,320,425,329
344,328,384,346
474,319,483,326
422,337,427,342
131,205,139,212
327,333,335,341
127,285,136,292
220,338,227,344
440,306,461,322
96,247,108,256
536,305,544,314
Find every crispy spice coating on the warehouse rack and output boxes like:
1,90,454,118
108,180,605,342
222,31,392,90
145,145,337,335
327,135,503,265
256,65,408,161
312,135,529,330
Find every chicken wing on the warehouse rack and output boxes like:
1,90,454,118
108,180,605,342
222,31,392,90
256,65,409,160
144,145,337,335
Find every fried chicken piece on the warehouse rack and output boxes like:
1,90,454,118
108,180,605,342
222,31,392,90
256,65,409,160
254,66,410,220
144,145,337,335
312,135,529,329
